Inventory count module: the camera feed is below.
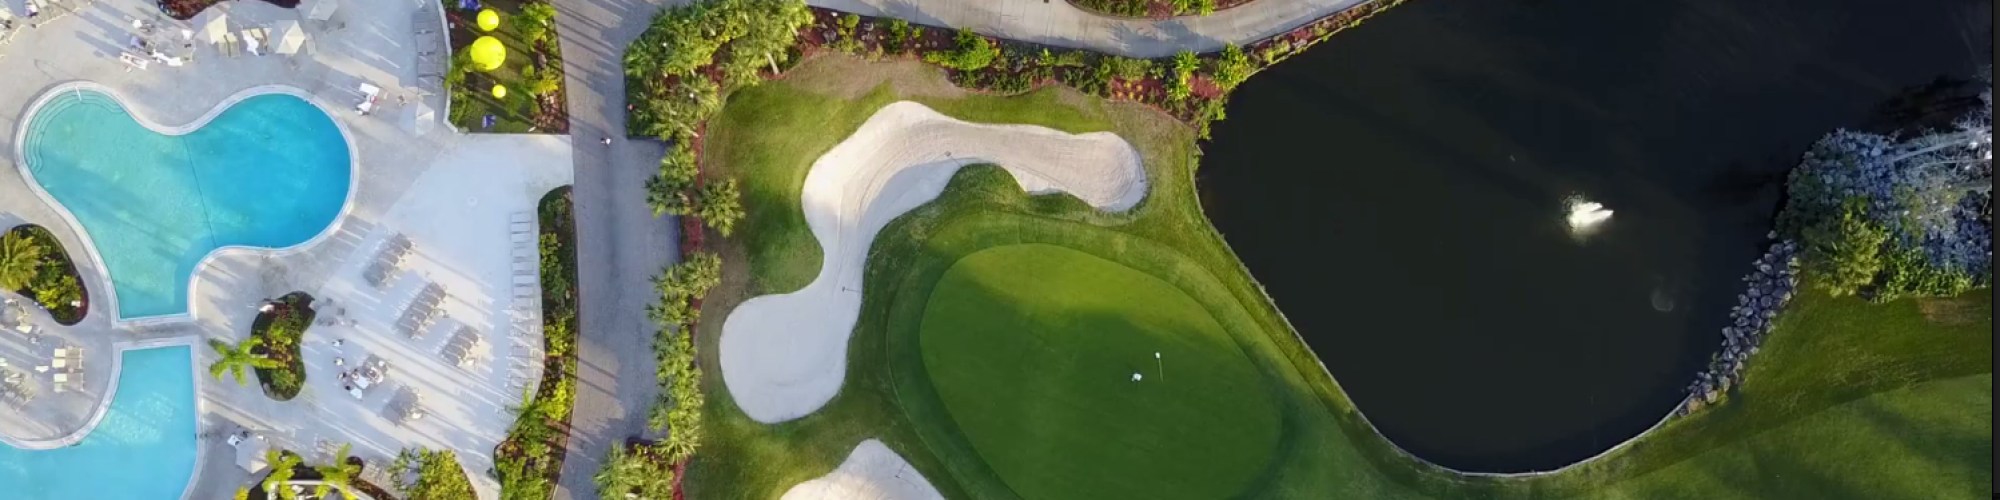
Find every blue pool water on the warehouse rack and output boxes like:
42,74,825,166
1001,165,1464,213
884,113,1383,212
0,346,198,499
21,90,351,320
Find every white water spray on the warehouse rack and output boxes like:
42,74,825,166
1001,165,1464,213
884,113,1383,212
1565,195,1613,240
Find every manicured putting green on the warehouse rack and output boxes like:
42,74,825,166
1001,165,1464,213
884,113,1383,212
918,244,1282,500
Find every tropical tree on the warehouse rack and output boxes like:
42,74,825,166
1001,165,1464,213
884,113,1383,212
209,338,281,386
694,178,744,236
1211,44,1253,91
263,449,303,500
924,28,997,71
653,252,722,299
1801,198,1890,297
1168,50,1199,102
34,272,80,310
314,443,361,500
398,448,476,500
646,298,698,328
0,230,46,291
595,445,674,500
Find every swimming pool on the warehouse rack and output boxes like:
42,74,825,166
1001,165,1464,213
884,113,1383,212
18,87,352,321
0,346,199,499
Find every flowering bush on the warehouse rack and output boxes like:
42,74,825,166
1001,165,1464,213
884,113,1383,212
1782,71,1991,300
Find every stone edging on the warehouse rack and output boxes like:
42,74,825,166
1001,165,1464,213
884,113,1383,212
0,336,208,500
11,82,362,326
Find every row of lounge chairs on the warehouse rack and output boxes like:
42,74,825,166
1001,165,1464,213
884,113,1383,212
413,7,447,89
395,282,446,338
363,234,414,289
439,326,483,367
1,371,35,408
506,212,543,393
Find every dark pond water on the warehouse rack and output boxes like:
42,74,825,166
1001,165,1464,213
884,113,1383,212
1199,0,1992,472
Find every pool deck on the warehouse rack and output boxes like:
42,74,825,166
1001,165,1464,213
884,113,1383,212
0,0,573,498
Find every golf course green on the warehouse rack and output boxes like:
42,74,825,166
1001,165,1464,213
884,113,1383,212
920,244,1281,500
688,55,1993,500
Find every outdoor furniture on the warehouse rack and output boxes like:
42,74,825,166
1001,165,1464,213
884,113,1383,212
357,83,382,114
241,28,266,56
272,20,305,55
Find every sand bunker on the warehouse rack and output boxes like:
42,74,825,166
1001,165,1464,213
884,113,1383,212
780,439,943,500
719,101,1147,423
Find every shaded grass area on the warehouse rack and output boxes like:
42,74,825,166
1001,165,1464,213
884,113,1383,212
250,292,314,402
689,55,1993,499
918,244,1281,500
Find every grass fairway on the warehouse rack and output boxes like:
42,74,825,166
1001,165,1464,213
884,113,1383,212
919,244,1281,500
689,54,1992,500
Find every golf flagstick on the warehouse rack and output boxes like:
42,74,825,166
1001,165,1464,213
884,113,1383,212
1155,352,1163,382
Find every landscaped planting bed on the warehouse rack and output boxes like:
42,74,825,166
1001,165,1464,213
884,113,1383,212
2,225,88,325
441,0,567,133
251,292,314,401
493,187,579,500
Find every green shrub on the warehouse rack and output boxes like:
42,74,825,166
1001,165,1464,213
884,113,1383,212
924,29,998,71
1801,198,1890,297
695,178,745,236
884,18,911,53
1167,51,1198,102
1211,44,1252,91
515,3,557,45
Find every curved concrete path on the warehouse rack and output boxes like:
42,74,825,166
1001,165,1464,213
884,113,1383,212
808,0,1373,58
720,101,1146,424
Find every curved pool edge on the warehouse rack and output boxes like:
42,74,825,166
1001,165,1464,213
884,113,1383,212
11,81,362,326
0,336,207,500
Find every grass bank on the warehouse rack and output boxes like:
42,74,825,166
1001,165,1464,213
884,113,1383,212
690,54,1992,499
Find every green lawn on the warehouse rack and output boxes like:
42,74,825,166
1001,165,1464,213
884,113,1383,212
689,54,1993,500
918,244,1281,500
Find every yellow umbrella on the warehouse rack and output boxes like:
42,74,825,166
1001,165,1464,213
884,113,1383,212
492,84,508,99
469,36,506,71
476,9,501,32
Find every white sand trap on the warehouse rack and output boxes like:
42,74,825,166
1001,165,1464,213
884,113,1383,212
720,101,1147,423
780,439,944,500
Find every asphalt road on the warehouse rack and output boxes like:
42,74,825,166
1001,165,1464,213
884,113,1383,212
551,0,684,498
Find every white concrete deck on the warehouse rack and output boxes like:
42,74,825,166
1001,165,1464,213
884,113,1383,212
0,0,572,498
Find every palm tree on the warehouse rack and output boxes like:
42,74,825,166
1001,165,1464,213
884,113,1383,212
263,449,303,500
0,230,46,291
314,443,361,500
594,445,674,500
209,338,281,386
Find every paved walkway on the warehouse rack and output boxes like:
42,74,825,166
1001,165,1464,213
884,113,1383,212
809,0,1372,58
550,0,683,499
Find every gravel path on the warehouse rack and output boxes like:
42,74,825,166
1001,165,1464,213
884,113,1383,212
551,1,684,499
